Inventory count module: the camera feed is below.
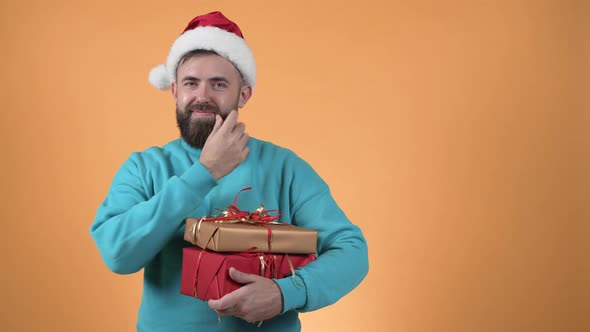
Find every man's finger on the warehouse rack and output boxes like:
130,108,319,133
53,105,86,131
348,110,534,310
214,308,239,317
219,110,238,133
240,146,250,161
229,267,259,285
208,284,247,311
208,294,237,311
232,122,246,135
210,114,223,136
238,132,250,146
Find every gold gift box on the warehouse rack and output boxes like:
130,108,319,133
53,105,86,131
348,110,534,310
184,218,318,254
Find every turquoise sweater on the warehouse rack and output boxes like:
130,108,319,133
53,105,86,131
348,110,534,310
91,138,369,331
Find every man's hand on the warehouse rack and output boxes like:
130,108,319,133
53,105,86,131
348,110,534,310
208,267,283,323
199,110,249,180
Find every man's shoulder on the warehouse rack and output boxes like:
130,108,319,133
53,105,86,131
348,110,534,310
248,137,297,159
248,137,318,174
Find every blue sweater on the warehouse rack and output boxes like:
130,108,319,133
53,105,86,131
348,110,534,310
91,138,368,331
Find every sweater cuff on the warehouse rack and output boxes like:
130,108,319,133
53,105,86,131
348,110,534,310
274,275,307,314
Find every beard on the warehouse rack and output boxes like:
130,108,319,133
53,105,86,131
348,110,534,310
176,102,235,149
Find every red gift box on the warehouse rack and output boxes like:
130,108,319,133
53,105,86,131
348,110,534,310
180,247,316,301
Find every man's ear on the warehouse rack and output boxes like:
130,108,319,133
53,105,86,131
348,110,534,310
238,85,252,108
171,81,178,103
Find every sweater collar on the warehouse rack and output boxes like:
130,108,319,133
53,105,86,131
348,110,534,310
179,138,203,158
178,137,256,159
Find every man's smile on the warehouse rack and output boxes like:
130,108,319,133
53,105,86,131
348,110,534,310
191,110,215,118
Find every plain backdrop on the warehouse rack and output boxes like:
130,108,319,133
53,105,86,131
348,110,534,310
0,1,588,331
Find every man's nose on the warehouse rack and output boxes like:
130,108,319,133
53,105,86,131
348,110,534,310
194,84,211,103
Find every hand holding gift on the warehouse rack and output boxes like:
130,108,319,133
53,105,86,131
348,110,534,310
208,267,282,323
181,247,315,301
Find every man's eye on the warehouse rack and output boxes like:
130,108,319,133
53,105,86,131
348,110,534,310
184,81,196,86
213,82,227,89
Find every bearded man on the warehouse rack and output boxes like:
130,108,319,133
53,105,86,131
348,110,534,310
91,11,368,332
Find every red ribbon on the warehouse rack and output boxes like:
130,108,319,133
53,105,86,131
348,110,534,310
204,187,280,223
197,187,281,253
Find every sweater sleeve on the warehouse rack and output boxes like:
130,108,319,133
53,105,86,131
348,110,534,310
90,152,217,274
274,155,369,313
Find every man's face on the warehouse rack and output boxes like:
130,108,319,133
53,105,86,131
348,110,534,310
172,53,252,148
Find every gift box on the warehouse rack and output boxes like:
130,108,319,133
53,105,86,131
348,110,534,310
184,187,317,254
180,247,316,301
184,218,317,254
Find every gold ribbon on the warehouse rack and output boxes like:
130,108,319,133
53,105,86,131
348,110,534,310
190,207,285,253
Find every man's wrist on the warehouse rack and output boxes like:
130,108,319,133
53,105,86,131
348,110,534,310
198,158,220,180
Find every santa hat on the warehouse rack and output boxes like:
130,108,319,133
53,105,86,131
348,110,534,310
148,11,256,90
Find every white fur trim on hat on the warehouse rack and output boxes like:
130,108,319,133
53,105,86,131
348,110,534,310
149,26,256,90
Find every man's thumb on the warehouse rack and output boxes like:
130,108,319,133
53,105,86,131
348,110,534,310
229,267,258,284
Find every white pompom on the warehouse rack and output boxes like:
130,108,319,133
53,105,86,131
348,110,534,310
148,64,172,90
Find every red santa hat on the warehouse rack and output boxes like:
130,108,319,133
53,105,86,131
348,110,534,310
148,11,256,90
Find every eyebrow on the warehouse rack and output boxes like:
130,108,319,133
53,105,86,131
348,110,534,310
209,76,231,84
181,76,230,84
181,76,199,82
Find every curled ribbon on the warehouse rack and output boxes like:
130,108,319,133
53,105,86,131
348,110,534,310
205,187,280,223
190,187,282,253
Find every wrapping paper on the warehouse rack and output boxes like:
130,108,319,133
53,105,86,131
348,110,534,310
180,247,316,301
184,217,318,254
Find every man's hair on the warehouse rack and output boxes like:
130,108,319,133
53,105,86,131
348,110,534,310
177,49,246,83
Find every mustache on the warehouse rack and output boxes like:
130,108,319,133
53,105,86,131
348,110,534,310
187,103,219,113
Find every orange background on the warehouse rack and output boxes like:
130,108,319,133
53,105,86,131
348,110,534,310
0,1,588,331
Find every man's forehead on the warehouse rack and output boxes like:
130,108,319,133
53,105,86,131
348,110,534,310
176,53,242,79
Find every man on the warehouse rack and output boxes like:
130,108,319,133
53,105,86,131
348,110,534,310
90,11,368,331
